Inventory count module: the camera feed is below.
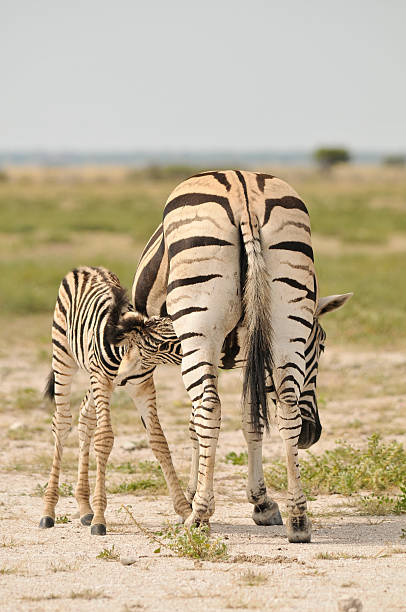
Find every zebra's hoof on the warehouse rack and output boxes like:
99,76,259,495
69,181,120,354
39,516,55,529
286,515,311,543
184,513,210,530
80,513,94,526
253,501,283,526
91,523,106,536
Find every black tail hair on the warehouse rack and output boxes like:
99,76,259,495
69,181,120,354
44,369,55,401
243,324,274,434
240,228,276,434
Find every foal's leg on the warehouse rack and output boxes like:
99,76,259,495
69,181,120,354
125,375,191,521
89,374,114,535
242,402,283,526
40,363,76,528
75,389,97,526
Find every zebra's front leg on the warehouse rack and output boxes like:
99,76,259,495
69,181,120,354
125,376,191,521
89,374,114,535
185,409,199,505
40,369,74,528
75,389,97,526
277,401,311,543
242,407,283,526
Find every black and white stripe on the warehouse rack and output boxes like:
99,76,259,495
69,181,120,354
130,170,352,542
40,266,191,536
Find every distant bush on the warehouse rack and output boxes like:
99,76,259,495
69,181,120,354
382,154,406,167
127,164,209,183
0,168,8,182
314,147,351,169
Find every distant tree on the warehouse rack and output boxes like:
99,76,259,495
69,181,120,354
313,147,351,170
382,154,405,167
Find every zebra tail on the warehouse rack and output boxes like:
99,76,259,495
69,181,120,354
44,369,55,401
241,228,275,434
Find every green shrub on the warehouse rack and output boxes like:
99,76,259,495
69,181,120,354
225,451,248,465
265,435,406,496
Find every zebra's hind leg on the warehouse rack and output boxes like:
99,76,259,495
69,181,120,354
242,406,283,526
89,374,114,535
276,401,311,543
182,360,221,528
75,389,96,526
40,366,75,529
185,408,199,505
125,376,191,521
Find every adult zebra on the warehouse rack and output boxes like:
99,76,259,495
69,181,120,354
39,266,191,535
117,170,352,543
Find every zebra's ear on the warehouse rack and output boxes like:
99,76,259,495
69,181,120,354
315,293,353,318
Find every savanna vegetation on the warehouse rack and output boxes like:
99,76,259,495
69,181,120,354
1,164,406,349
1,164,405,609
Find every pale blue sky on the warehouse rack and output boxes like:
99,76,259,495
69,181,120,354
1,0,405,152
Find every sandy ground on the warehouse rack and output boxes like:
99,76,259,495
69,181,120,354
1,346,406,612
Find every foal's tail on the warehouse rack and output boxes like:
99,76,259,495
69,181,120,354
44,369,55,401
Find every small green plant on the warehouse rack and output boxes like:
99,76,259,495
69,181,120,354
357,485,406,516
159,523,228,561
121,505,228,561
225,451,248,466
109,461,166,494
96,545,120,562
265,435,406,496
113,462,138,474
33,482,47,497
394,486,406,513
401,529,406,539
59,482,74,497
33,482,74,497
55,515,71,524
109,478,165,494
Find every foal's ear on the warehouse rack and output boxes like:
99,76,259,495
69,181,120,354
315,293,353,318
107,312,145,345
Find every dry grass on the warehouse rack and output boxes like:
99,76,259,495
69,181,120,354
238,570,268,586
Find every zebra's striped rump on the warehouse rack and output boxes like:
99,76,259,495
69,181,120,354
131,170,353,540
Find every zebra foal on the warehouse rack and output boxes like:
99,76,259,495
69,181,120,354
40,266,190,535
118,170,352,543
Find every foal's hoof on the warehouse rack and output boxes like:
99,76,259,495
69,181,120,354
80,513,94,526
39,516,55,529
287,515,311,543
91,523,106,536
252,501,283,526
